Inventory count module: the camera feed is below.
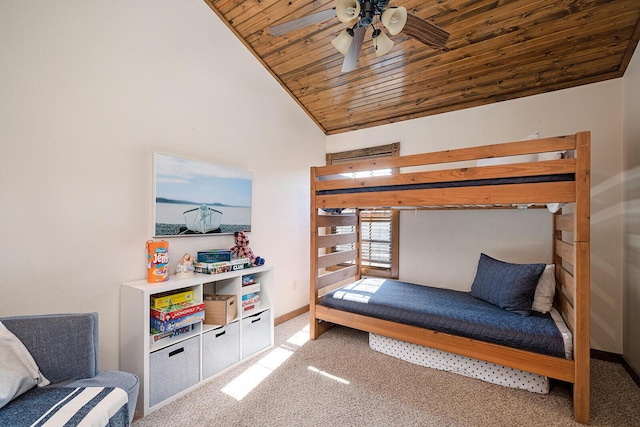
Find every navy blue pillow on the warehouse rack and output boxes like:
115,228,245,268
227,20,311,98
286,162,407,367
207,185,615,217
470,253,545,316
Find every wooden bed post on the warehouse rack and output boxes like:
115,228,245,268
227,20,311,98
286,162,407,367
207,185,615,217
310,167,320,339
573,131,591,424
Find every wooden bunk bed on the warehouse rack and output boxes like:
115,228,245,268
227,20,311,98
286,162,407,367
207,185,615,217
310,131,591,424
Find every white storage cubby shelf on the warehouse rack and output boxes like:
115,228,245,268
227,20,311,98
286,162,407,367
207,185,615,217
120,265,274,416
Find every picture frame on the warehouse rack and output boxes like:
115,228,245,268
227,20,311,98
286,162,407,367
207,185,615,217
153,153,252,237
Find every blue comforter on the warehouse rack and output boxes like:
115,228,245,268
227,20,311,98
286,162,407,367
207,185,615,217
0,387,129,427
322,278,566,357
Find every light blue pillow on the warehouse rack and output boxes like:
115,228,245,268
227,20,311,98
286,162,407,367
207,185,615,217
0,321,50,409
470,253,545,316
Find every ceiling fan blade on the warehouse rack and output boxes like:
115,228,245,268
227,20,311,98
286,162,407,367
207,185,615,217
269,8,336,36
341,25,366,73
403,13,450,48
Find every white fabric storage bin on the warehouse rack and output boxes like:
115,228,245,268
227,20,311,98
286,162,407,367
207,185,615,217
149,335,200,407
241,309,271,359
202,321,240,379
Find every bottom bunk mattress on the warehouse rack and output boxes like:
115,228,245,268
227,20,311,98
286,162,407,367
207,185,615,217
321,278,572,358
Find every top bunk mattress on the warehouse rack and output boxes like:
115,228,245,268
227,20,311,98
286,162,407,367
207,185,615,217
316,174,575,195
321,278,567,358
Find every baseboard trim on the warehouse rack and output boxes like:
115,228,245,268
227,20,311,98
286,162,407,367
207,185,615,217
274,305,309,326
590,348,622,363
591,349,640,388
623,358,640,388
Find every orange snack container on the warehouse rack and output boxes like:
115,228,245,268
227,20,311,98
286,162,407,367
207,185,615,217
146,240,169,283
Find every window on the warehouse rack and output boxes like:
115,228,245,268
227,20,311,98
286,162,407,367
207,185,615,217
326,143,399,279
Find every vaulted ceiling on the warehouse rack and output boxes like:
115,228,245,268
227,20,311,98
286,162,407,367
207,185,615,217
204,0,640,135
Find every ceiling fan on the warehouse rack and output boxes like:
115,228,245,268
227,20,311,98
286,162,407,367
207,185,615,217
269,0,450,73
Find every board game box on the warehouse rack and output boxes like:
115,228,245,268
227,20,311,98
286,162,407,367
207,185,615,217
150,302,205,322
197,249,232,263
150,289,195,309
150,311,204,333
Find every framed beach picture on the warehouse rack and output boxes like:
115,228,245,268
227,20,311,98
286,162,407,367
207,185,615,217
153,153,252,236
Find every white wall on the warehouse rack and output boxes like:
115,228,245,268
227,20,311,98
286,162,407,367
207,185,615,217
0,0,325,371
327,80,625,353
399,209,552,291
623,45,640,372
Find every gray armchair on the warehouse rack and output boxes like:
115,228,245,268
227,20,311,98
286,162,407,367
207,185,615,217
0,313,139,425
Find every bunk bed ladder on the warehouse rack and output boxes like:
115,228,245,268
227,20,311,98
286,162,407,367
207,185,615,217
310,167,361,339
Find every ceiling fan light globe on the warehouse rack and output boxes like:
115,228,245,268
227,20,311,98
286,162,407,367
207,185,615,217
332,29,354,56
336,0,361,23
381,7,407,35
374,31,394,57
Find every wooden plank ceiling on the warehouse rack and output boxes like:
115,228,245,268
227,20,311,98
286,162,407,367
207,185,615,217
204,0,640,135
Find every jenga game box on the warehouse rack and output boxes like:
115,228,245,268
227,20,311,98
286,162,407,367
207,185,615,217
146,240,169,283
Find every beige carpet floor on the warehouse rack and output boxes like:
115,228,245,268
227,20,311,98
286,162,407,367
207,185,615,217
133,313,640,427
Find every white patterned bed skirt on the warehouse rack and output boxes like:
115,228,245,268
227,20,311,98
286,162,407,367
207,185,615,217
369,333,551,394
